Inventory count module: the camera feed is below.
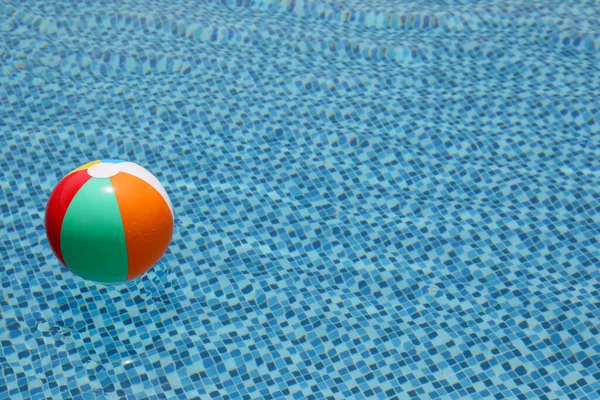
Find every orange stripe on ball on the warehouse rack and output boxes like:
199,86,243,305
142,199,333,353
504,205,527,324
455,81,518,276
110,172,174,281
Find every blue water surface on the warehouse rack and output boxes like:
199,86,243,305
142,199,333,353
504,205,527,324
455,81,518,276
1,0,600,399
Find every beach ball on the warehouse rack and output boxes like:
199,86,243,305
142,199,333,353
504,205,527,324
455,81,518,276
44,159,174,284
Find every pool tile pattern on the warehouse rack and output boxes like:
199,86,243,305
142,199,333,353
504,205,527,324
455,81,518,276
1,0,600,399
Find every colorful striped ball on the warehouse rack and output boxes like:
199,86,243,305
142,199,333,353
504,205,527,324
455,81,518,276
45,159,174,284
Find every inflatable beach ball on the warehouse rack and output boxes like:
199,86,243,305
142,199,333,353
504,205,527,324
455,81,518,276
44,159,174,284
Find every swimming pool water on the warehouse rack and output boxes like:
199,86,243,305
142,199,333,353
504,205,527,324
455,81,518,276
1,0,599,399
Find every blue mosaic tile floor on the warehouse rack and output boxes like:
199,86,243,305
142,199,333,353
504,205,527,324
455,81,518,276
1,0,600,399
